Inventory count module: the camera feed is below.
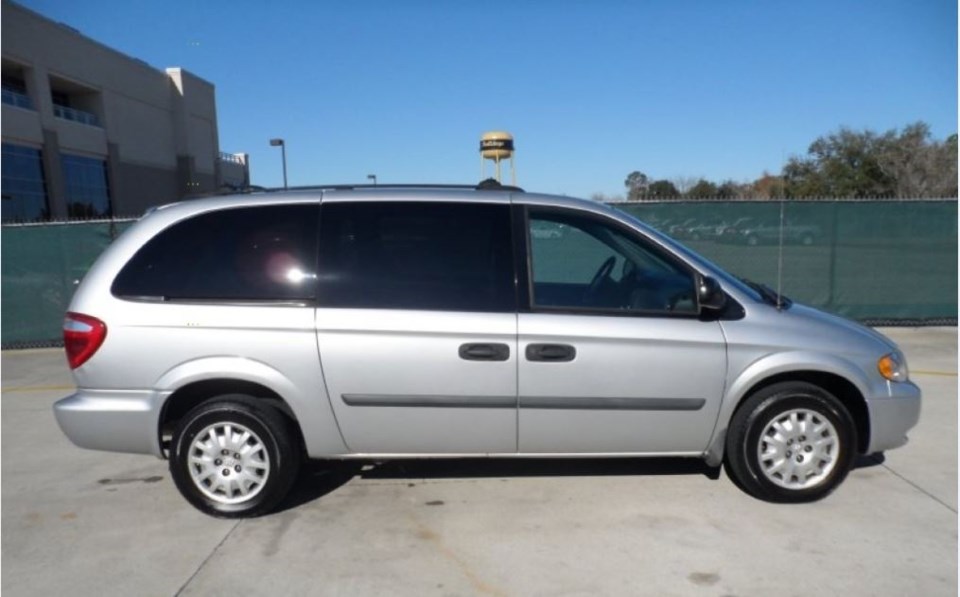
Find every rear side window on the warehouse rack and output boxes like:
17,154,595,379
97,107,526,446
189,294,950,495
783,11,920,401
112,204,319,301
317,201,515,312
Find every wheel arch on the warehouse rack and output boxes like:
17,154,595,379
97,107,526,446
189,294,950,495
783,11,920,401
159,378,307,458
730,371,869,454
154,357,308,458
704,354,872,466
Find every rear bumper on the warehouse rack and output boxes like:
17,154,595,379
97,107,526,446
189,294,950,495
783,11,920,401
866,381,922,454
53,389,164,456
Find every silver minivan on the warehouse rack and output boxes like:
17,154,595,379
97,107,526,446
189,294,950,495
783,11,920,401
54,184,921,517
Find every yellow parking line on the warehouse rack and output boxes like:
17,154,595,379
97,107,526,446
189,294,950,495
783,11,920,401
1,384,75,393
911,370,958,377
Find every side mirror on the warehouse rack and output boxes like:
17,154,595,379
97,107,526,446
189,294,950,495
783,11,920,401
698,275,726,311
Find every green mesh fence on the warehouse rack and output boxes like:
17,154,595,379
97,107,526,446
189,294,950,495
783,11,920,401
2,220,135,348
1,202,956,348
616,200,957,323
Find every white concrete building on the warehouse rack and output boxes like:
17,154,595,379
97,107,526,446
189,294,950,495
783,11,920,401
1,0,249,220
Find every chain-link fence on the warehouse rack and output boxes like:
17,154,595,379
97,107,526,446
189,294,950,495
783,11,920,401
2,218,137,348
615,199,957,325
1,200,956,348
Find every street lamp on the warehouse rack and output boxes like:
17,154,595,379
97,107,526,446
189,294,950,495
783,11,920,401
269,138,287,189
367,174,377,186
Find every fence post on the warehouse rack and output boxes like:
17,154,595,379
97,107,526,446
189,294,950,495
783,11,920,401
826,201,839,311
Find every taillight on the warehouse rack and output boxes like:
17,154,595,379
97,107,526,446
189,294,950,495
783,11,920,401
63,312,107,369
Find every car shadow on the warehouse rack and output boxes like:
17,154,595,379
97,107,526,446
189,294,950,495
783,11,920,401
275,456,720,513
275,453,889,513
854,452,886,469
275,460,362,513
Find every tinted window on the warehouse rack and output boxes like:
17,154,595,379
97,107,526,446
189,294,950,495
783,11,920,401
112,205,319,301
318,202,514,312
528,208,696,314
1,143,49,222
61,154,111,219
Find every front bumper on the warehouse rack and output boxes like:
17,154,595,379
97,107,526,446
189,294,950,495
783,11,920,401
53,389,164,456
866,380,922,454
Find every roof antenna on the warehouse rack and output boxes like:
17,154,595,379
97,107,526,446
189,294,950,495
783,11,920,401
776,199,785,310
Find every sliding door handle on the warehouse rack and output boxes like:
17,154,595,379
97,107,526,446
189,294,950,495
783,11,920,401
459,343,510,361
525,343,576,362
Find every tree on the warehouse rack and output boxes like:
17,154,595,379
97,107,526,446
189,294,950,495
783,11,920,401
716,180,745,199
624,171,649,201
686,179,719,199
647,179,680,199
751,172,786,199
781,122,958,198
671,176,699,195
589,192,624,203
783,127,894,197
875,123,958,197
943,134,959,197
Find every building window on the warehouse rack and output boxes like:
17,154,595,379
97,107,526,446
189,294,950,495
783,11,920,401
1,144,49,222
49,77,101,127
61,154,111,218
51,90,70,107
1,67,33,110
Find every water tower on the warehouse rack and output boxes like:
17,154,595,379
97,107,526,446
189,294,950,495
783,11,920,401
479,131,515,185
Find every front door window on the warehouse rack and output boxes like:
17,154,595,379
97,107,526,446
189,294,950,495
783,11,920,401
527,209,697,315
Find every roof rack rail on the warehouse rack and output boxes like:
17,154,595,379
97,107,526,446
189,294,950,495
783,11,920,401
258,179,525,193
185,184,269,199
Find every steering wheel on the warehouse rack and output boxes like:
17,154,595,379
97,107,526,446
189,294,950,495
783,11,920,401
586,256,616,298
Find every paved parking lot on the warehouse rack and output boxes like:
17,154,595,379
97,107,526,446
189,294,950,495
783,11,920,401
2,327,956,596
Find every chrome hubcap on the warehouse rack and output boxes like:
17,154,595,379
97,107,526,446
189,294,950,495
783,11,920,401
188,423,270,504
757,408,838,490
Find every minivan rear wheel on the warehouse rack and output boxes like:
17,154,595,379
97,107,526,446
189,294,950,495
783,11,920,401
724,381,857,503
170,396,301,518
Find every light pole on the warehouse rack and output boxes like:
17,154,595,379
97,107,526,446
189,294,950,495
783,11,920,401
269,138,287,189
367,174,377,186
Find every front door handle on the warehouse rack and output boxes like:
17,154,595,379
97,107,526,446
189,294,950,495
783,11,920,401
525,343,576,362
459,343,510,361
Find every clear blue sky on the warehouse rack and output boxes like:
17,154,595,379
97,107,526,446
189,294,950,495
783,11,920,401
17,0,959,197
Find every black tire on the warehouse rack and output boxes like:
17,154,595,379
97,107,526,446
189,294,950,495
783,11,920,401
724,381,857,503
170,395,301,518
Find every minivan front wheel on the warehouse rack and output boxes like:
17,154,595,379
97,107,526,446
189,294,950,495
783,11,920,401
724,382,857,503
170,396,301,517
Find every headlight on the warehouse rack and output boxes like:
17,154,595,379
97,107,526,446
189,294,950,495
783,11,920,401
878,352,909,382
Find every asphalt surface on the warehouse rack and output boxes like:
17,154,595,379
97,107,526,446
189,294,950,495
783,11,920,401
2,327,956,596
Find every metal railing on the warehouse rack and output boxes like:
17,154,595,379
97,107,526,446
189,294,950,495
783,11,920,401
2,88,33,110
53,104,101,127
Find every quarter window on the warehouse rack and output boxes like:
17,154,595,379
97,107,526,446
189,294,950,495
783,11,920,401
528,208,697,314
112,205,319,301
317,202,515,312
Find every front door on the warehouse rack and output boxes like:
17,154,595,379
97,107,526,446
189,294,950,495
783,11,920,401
517,205,727,454
315,199,518,454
